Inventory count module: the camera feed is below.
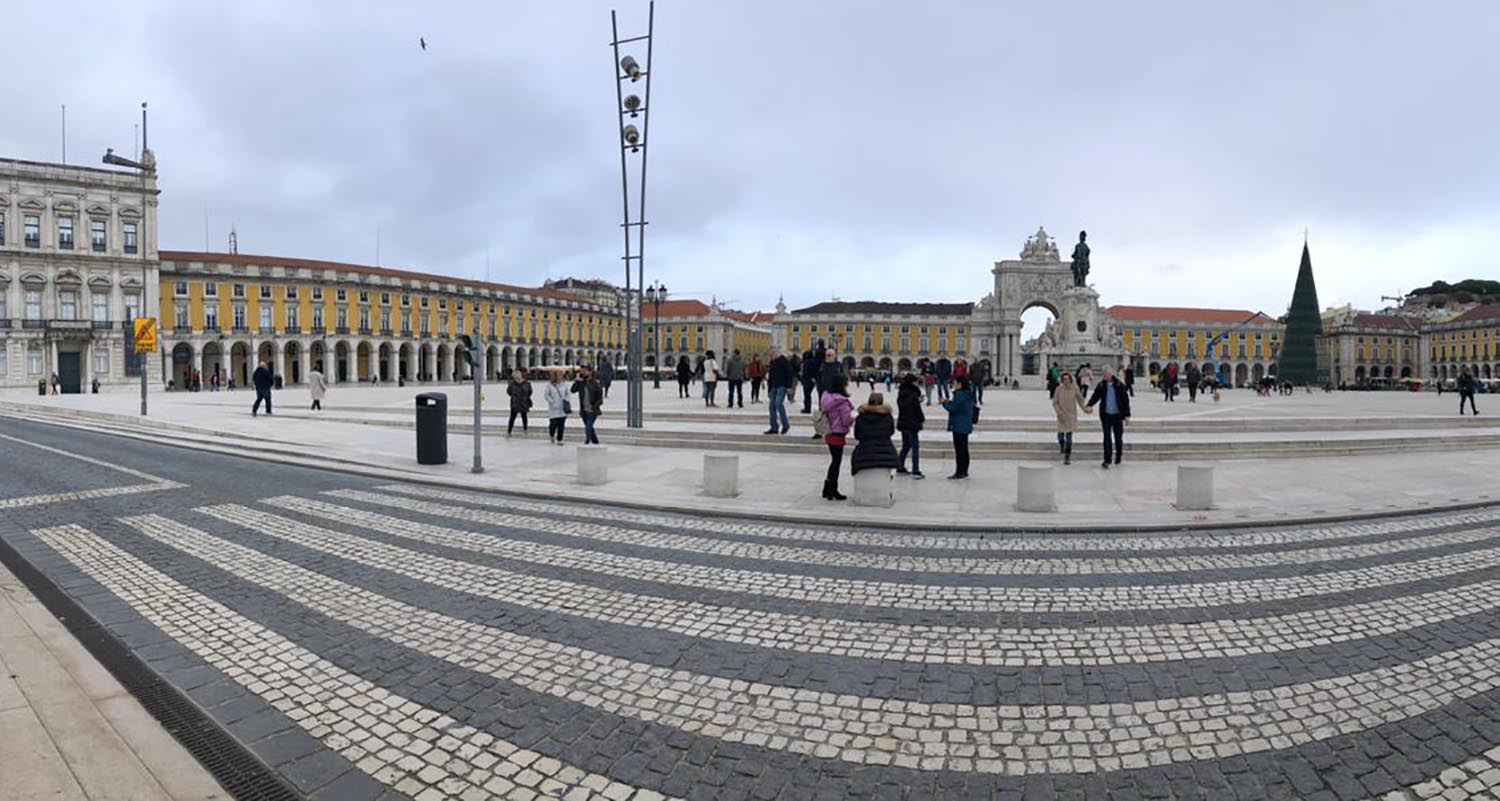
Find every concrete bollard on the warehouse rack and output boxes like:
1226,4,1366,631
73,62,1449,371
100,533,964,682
1016,464,1056,513
703,454,740,498
1176,464,1215,510
852,469,895,508
577,445,609,486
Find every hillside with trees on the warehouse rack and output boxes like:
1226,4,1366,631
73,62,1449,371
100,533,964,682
1406,279,1500,306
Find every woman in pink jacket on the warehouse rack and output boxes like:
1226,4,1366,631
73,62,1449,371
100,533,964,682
819,373,854,500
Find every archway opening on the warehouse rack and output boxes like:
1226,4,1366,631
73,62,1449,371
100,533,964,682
1019,304,1057,376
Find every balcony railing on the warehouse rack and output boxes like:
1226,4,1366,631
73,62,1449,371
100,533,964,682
260,326,276,335
358,327,372,336
310,326,325,335
91,320,113,330
233,326,250,334
22,318,46,329
285,325,301,334
0,319,10,329
335,326,350,335
380,328,393,337
25,236,40,248
401,329,413,337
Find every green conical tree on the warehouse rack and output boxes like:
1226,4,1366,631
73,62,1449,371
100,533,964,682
1280,242,1323,384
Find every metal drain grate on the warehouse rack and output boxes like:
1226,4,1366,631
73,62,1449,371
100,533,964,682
0,538,303,801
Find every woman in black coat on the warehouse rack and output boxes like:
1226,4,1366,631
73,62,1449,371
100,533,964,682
675,355,693,398
895,374,926,478
851,392,901,475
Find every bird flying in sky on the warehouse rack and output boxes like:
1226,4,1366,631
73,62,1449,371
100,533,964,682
419,37,427,51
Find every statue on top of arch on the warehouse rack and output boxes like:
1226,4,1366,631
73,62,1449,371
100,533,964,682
1019,226,1060,263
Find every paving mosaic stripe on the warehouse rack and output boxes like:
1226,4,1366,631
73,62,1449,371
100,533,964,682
333,488,1500,577
32,523,681,801
199,502,1500,669
0,481,182,509
109,514,1500,778
279,494,1500,617
176,501,1500,709
1371,744,1500,799
378,482,1500,554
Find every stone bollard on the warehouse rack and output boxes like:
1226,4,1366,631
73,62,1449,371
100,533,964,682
1016,464,1056,513
703,454,740,498
1176,464,1215,511
577,445,609,486
852,469,895,508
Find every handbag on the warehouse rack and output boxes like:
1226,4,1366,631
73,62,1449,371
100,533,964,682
563,400,573,415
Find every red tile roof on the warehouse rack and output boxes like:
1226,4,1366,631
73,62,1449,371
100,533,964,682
1107,306,1280,326
638,300,770,325
1351,313,1423,331
159,250,585,305
1449,304,1500,324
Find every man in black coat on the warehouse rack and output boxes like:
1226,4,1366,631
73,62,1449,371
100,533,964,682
799,348,819,414
764,346,794,434
251,360,274,417
1084,365,1131,469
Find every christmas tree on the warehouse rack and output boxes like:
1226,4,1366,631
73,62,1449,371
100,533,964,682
1279,242,1323,384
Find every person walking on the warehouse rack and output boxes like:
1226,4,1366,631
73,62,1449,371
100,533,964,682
572,365,604,444
545,372,569,444
308,362,329,411
1085,365,1131,469
895,373,925,478
251,359,274,416
49,372,60,395
506,370,533,437
1185,362,1201,402
701,350,721,407
597,358,615,399
924,369,936,405
971,361,987,404
818,373,854,501
1077,364,1094,399
941,376,975,480
936,358,953,402
1051,371,1089,466
852,391,900,482
1123,366,1135,397
747,353,765,404
787,352,802,405
675,355,692,399
799,349,819,414
1046,362,1061,399
764,346,792,435
1459,368,1480,415
724,349,746,408
1163,363,1178,402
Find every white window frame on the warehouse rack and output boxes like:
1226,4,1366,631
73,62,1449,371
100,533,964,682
28,348,43,375
91,293,109,322
93,348,109,377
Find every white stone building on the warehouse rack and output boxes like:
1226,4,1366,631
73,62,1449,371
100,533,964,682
0,156,160,391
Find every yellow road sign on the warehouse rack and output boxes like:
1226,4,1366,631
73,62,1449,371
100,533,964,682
133,318,158,353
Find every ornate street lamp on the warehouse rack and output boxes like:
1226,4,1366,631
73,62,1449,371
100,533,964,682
644,280,666,388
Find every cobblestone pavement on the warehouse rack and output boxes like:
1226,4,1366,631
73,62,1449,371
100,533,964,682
4,418,1500,799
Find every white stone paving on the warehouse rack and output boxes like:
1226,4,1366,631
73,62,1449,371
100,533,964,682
199,502,1500,667
381,482,1500,553
72,512,1500,778
280,494,1500,614
333,489,1500,576
33,523,679,801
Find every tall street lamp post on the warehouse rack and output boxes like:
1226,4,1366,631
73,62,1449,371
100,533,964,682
102,102,154,417
611,2,655,428
644,280,666,389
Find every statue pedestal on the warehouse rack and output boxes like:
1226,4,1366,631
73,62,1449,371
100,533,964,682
1053,286,1124,373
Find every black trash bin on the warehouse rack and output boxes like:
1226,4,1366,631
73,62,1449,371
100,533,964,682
38,379,46,396
415,392,448,465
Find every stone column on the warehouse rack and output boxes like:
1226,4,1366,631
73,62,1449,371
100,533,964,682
299,340,312,386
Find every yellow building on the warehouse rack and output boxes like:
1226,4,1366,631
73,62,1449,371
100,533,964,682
1425,304,1500,382
772,300,974,373
641,299,772,371
1107,306,1283,387
157,251,625,388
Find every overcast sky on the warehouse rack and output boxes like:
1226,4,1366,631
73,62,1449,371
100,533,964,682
5,1,1498,339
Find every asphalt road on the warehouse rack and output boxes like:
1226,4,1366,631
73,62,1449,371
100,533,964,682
2,416,1500,800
